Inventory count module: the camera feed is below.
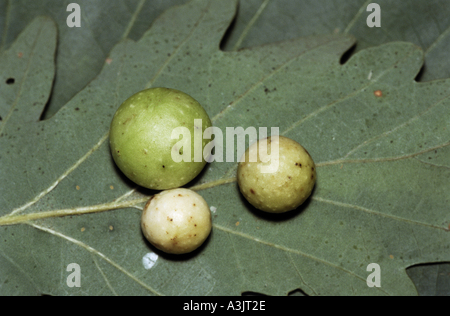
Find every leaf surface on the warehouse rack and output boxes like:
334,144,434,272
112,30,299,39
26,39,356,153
0,0,449,296
0,0,188,118
223,0,450,82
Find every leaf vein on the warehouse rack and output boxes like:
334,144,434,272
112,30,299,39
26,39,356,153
144,1,211,89
231,0,271,51
213,222,388,294
424,23,450,55
282,47,415,137
9,131,110,216
343,0,373,34
287,252,318,295
28,222,163,295
122,0,146,40
343,88,450,159
316,139,450,167
313,196,448,231
212,36,353,123
92,254,118,296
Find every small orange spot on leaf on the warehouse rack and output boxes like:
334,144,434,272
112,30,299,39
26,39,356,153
374,90,382,97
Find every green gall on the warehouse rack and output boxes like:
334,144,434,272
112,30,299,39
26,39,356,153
109,87,212,190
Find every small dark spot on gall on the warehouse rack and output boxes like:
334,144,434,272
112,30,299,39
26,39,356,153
295,162,302,167
193,203,196,206
178,194,182,197
6,78,15,84
162,165,165,168
250,189,255,194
